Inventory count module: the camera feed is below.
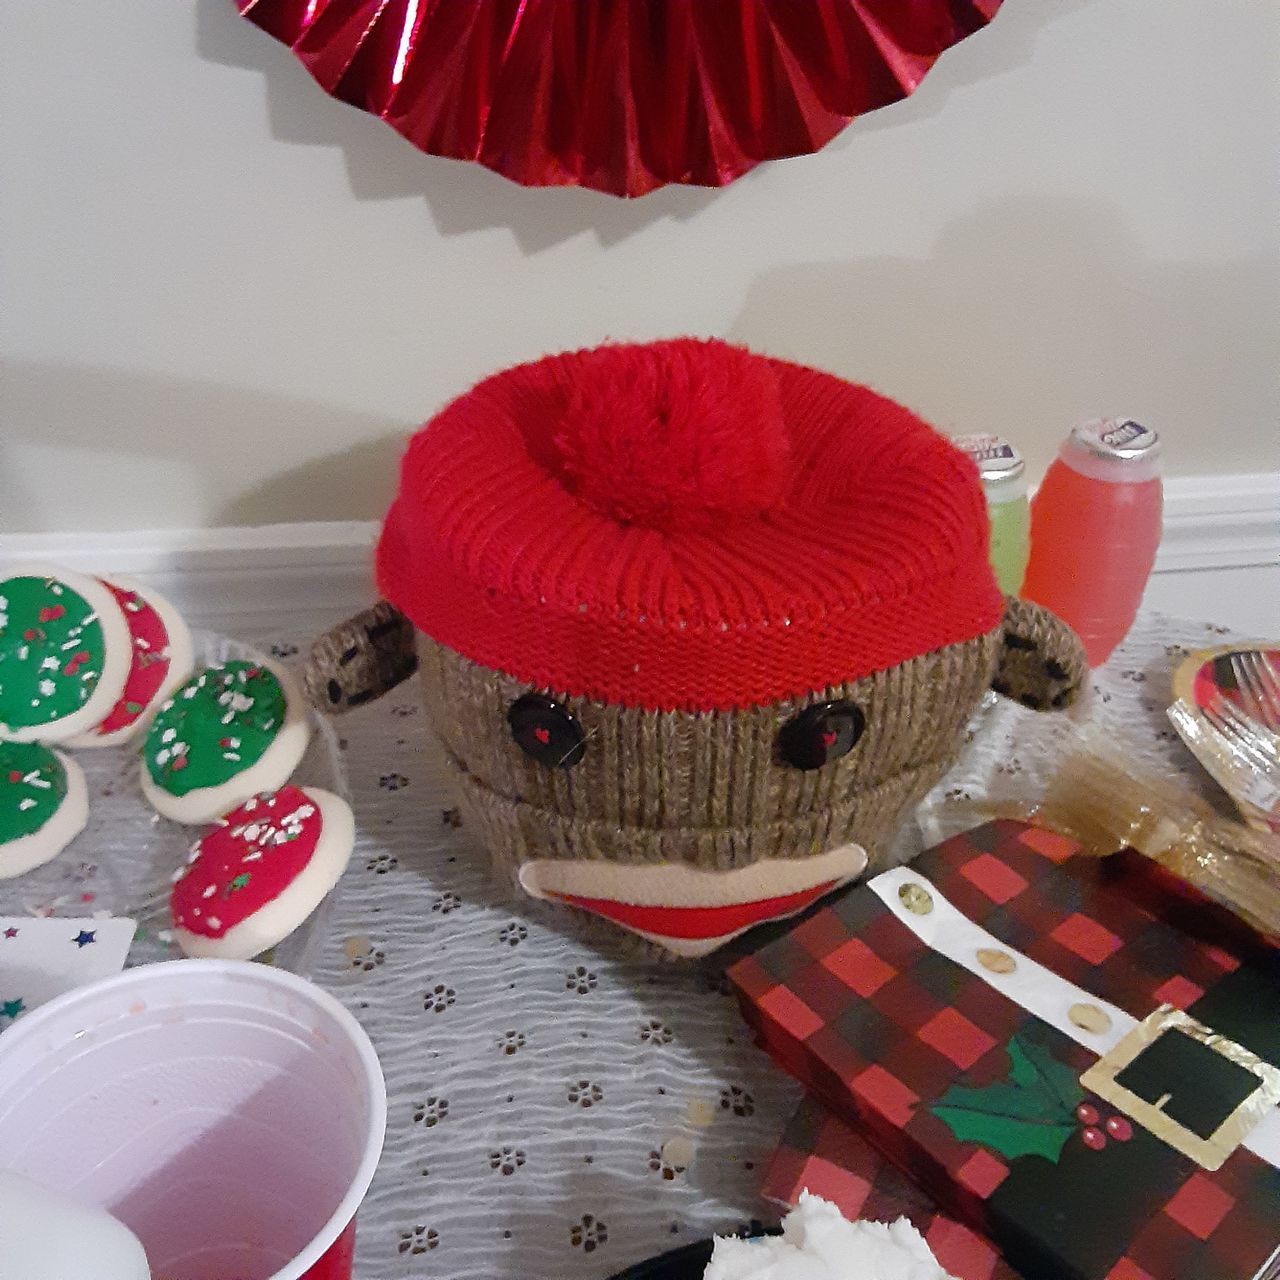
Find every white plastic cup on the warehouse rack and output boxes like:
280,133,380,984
0,960,385,1280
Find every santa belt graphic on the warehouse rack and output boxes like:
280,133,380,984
870,866,1280,1173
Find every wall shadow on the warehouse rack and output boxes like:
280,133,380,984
214,435,405,526
0,358,407,530
730,196,1280,479
816,0,1100,156
195,0,723,254
193,0,1095,255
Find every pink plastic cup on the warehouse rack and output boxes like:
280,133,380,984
0,960,385,1280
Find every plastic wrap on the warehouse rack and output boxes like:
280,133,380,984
1028,724,1280,944
1168,644,1280,835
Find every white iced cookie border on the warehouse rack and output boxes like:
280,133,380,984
140,657,312,825
0,563,132,744
172,785,355,961
0,749,88,880
65,575,195,748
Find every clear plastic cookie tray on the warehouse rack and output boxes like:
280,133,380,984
0,634,347,977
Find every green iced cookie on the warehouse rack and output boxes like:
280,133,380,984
145,662,288,797
1,741,67,844
0,570,128,741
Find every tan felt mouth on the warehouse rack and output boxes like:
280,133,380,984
519,846,866,958
518,841,868,910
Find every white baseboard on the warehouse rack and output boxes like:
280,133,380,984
1156,473,1279,573
0,522,378,626
0,473,1275,632
1142,474,1278,636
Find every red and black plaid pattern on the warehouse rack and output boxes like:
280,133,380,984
729,820,1280,1280
913,821,1251,1023
763,1096,1022,1280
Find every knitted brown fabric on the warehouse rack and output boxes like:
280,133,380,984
304,600,418,714
417,628,1001,889
302,594,1085,955
994,596,1087,711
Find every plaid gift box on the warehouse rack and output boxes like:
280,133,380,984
729,820,1280,1280
764,1095,1022,1280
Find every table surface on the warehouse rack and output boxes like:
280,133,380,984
37,609,1254,1280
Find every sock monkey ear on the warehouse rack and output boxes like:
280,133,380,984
304,600,417,715
992,597,1088,711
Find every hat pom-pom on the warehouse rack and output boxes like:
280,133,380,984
553,339,791,532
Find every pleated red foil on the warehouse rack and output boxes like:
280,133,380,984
238,0,1002,197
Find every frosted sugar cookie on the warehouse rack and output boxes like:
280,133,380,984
140,658,311,824
0,740,88,879
170,785,355,960
66,576,194,747
0,565,130,743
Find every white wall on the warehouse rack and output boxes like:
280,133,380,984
2,0,1278,535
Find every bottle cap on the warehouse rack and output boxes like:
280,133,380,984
951,433,1026,483
1071,418,1160,462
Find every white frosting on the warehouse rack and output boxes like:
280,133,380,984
704,1193,955,1280
0,1171,151,1279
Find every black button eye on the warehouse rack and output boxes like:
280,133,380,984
778,700,865,770
508,694,586,768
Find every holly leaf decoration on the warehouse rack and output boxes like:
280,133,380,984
931,1034,1086,1165
1011,1030,1087,1117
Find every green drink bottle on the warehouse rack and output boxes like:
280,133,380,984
952,433,1030,594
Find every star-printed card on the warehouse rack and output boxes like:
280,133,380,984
0,916,135,1028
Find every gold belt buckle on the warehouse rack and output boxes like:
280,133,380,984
1081,1005,1280,1171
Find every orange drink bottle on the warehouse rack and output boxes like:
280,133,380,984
1022,418,1163,667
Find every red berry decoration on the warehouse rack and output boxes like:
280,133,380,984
1082,1126,1107,1152
1105,1115,1133,1142
1076,1103,1099,1127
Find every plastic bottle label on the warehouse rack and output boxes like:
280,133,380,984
1075,418,1159,458
954,432,1018,465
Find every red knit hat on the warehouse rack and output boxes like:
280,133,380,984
376,339,1003,713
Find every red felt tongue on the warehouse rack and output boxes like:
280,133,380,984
548,881,837,940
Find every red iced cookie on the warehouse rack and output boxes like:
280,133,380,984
170,785,354,960
68,577,193,747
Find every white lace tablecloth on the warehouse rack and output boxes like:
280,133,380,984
30,611,1250,1279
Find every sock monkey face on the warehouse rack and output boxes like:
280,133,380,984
409,598,1082,957
307,594,1083,957
415,632,991,955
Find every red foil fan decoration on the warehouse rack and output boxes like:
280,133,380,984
237,0,1004,197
